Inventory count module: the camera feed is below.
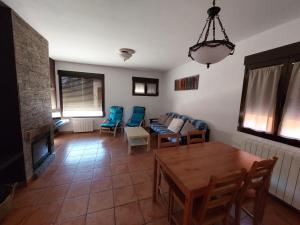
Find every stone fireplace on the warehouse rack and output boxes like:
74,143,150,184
0,5,54,182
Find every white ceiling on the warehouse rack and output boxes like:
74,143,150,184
3,0,300,72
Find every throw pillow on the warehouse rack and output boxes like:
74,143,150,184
168,118,184,133
180,121,197,136
164,117,173,127
158,115,168,124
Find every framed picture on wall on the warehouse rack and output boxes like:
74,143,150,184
175,75,199,91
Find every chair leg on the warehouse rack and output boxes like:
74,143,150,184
253,191,267,225
235,203,241,225
114,127,117,137
168,187,172,223
223,215,229,225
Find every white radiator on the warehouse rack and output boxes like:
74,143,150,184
232,134,300,210
72,118,94,133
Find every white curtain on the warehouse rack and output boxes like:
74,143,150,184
243,65,282,133
135,82,145,94
147,83,157,94
279,62,300,140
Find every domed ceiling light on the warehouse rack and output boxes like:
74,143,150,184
119,48,136,61
188,0,235,68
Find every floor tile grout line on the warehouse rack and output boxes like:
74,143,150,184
52,180,72,224
112,175,117,225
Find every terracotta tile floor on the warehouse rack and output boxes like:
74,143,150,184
2,132,300,225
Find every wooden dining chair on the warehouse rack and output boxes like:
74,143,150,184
187,130,206,145
157,133,179,207
235,157,278,225
169,169,247,225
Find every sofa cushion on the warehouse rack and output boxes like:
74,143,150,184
131,113,144,124
190,119,208,130
150,123,165,131
168,118,184,133
157,127,174,134
126,121,140,127
164,117,173,126
101,121,118,128
131,106,145,124
166,112,178,118
108,106,123,123
180,121,197,136
158,115,168,124
177,115,191,122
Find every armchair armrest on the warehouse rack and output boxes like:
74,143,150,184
100,118,109,125
149,118,159,123
113,120,122,137
139,119,145,127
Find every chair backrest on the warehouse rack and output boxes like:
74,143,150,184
196,169,247,224
108,106,123,123
239,157,278,199
187,130,206,145
131,106,145,124
158,133,179,149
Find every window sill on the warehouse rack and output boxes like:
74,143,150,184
133,93,159,96
62,116,106,119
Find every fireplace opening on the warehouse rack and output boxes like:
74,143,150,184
31,132,51,170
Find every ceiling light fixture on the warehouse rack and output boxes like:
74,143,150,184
188,0,235,68
119,48,136,61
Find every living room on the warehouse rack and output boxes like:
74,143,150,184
1,0,300,225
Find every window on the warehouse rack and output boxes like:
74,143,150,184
279,62,300,140
238,42,300,147
58,70,105,117
132,77,159,96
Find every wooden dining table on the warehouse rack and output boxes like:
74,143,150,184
152,141,262,225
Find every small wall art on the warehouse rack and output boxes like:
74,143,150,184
174,75,199,91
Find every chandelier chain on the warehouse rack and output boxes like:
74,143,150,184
197,18,209,43
203,18,212,42
213,18,216,40
216,15,230,41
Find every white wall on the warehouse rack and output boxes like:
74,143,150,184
162,18,300,148
55,61,163,131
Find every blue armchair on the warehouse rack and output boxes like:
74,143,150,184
100,106,123,137
126,106,145,127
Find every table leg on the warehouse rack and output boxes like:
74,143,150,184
183,194,193,225
147,135,150,152
124,131,127,142
128,139,132,155
152,156,158,202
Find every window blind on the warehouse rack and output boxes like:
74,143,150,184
60,75,103,117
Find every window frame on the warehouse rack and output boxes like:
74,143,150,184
58,70,105,118
238,42,300,148
132,76,159,96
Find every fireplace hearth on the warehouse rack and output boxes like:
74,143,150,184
25,124,55,178
32,132,51,170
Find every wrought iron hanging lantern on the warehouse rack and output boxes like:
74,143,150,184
188,0,235,68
